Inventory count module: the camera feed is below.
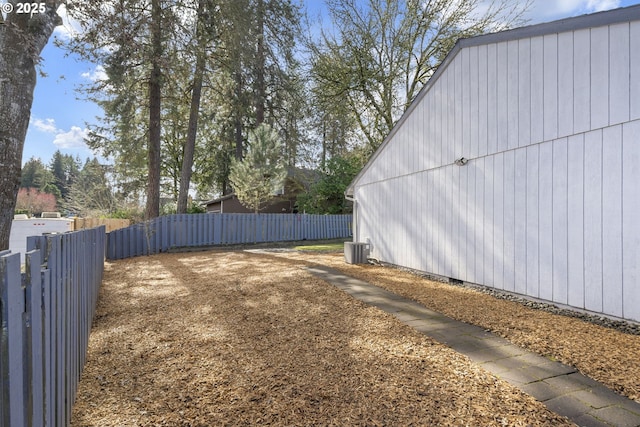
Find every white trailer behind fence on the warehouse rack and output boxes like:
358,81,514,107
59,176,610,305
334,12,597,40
9,216,74,264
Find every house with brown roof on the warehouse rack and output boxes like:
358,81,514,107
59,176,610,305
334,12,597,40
204,167,318,213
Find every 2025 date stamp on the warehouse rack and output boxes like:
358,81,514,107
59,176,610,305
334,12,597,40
1,2,46,17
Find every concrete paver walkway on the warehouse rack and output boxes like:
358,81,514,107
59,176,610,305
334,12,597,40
305,265,640,427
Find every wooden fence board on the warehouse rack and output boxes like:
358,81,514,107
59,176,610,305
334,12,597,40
1,252,25,426
73,218,129,233
2,227,105,427
42,267,53,427
24,250,43,426
105,213,352,259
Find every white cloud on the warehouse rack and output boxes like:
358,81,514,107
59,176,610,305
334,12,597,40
30,117,89,150
32,118,58,133
53,126,89,149
81,65,108,82
586,0,621,12
548,0,588,14
52,4,83,41
525,0,621,22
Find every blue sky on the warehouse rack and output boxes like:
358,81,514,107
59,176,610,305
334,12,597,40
22,0,640,166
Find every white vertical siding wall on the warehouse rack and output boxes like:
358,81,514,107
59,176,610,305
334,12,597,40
353,16,640,322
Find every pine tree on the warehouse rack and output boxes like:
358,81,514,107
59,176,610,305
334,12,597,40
50,150,80,199
229,124,287,214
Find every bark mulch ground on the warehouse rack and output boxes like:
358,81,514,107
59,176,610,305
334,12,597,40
71,249,638,426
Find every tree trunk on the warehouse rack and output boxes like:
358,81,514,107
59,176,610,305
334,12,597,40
146,0,162,220
0,4,62,250
321,121,327,170
176,62,201,211
234,69,244,161
255,0,265,125
177,0,207,214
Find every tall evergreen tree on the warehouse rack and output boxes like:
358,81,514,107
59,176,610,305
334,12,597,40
145,0,163,219
21,157,53,190
177,0,218,213
216,0,304,167
49,150,80,200
65,0,171,219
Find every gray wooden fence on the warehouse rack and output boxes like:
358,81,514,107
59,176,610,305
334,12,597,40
0,226,106,427
107,213,352,260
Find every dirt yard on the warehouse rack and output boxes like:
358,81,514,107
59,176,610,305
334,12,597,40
71,249,639,426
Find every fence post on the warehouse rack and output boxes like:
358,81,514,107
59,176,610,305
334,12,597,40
106,230,115,260
47,234,65,426
42,261,53,427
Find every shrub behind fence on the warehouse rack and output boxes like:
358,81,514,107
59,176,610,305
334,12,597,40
107,213,352,260
0,226,105,427
73,217,130,233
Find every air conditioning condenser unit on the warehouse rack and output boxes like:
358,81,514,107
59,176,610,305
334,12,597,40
344,242,370,264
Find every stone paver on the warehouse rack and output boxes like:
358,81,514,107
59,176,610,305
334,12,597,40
306,265,640,427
